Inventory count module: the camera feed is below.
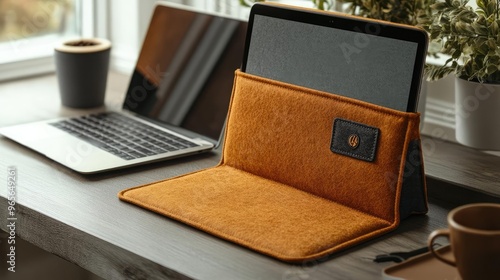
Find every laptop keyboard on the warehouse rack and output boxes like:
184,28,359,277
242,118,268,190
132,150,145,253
50,112,199,160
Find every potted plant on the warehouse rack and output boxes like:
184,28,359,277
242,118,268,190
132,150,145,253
419,0,500,150
329,0,434,26
242,0,435,19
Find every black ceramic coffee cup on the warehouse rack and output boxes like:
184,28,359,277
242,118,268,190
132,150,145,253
54,38,111,108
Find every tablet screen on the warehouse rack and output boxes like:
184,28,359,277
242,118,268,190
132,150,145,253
242,4,427,112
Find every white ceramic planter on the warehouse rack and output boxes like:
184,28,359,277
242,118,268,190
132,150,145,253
455,77,500,150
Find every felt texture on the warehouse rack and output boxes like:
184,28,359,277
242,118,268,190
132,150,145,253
223,71,421,222
119,70,427,262
121,165,392,262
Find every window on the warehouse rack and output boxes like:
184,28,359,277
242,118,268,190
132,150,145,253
0,0,99,81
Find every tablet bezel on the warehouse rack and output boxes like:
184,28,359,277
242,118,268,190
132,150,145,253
241,3,428,112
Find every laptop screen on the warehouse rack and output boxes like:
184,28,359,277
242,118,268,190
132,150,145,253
123,4,247,142
242,4,428,112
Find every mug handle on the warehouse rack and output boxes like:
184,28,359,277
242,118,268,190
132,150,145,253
428,229,456,266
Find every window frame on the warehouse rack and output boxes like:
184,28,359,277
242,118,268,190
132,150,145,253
0,0,108,82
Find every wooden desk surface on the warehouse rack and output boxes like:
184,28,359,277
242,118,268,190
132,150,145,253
1,72,498,280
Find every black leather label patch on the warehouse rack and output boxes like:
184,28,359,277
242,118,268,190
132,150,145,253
330,118,379,162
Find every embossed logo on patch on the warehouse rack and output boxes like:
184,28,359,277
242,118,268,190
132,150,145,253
331,118,379,162
348,134,360,149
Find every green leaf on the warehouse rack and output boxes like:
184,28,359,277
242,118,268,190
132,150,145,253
486,0,497,16
490,20,500,36
476,0,488,13
432,2,451,11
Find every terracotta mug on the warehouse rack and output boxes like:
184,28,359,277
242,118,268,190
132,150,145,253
428,203,500,280
54,38,111,108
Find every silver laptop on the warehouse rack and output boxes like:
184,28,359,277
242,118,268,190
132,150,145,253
0,2,248,174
